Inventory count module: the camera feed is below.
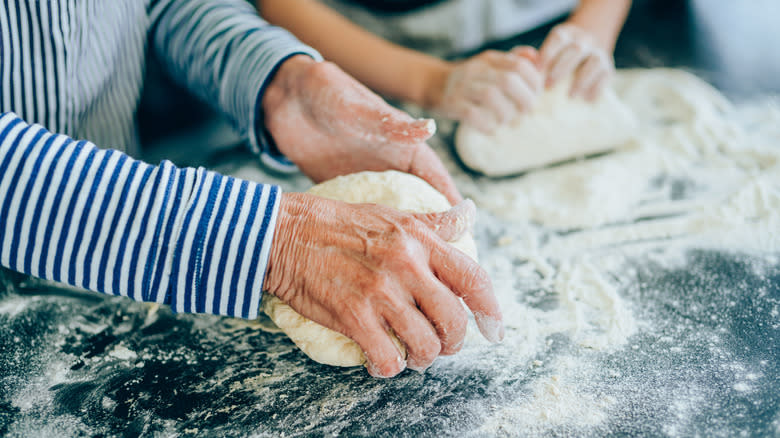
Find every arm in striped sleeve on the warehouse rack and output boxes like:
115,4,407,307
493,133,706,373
0,112,279,319
147,0,322,170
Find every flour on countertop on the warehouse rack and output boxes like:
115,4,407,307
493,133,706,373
230,68,779,435
1,69,778,437
428,68,780,434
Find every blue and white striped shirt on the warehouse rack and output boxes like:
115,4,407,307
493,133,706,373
0,0,321,318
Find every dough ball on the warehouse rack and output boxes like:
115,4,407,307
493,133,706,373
262,170,478,367
455,77,638,177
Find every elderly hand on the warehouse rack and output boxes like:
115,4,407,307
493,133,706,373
262,55,461,205
432,47,543,133
539,23,614,100
264,194,504,377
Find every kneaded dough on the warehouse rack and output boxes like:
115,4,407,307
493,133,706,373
262,170,478,367
455,77,638,177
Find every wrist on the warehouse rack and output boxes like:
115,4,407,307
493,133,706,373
566,1,630,53
261,54,317,118
565,17,614,52
265,192,298,298
419,59,454,111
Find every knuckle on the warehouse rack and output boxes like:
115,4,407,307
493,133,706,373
514,58,534,73
388,235,419,263
451,305,469,335
574,39,588,50
464,262,491,292
344,297,373,326
368,273,394,294
484,87,503,104
397,214,420,232
383,290,411,317
441,307,468,353
421,339,441,362
497,72,515,90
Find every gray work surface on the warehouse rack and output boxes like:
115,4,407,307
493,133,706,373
2,1,779,436
1,250,778,436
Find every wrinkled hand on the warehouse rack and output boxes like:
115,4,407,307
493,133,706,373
433,47,543,133
262,55,461,205
264,194,504,377
539,23,614,100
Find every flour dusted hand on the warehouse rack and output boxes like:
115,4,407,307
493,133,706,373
263,172,501,377
539,24,614,100
262,55,461,205
433,47,543,133
455,75,637,177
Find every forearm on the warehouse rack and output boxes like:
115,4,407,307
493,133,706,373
149,0,321,158
0,113,280,319
257,0,451,108
566,0,632,51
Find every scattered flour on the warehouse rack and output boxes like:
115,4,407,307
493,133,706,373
429,68,780,433
220,68,780,435
4,68,775,436
107,344,138,361
473,356,616,436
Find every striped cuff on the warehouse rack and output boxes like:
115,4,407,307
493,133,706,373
150,0,321,174
0,113,281,319
234,29,322,172
168,169,282,319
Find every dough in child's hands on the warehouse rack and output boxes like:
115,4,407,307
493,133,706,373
262,170,478,367
455,76,638,177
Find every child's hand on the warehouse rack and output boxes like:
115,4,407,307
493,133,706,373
540,23,614,101
432,47,543,133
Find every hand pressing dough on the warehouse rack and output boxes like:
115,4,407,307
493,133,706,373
455,77,638,177
262,170,478,367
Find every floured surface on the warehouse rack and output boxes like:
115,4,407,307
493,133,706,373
0,69,778,437
455,77,638,176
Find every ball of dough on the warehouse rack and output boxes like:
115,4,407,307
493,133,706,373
262,170,478,367
455,77,638,177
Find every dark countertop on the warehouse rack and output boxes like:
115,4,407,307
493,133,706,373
1,250,778,436
3,1,780,436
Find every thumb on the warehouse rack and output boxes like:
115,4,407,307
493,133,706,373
413,199,476,242
407,144,463,206
381,116,437,145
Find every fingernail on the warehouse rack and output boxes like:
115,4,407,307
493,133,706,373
475,312,504,344
365,355,405,378
450,337,465,354
417,118,437,136
407,359,433,373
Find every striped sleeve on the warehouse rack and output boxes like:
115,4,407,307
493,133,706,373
148,0,322,166
0,112,280,319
